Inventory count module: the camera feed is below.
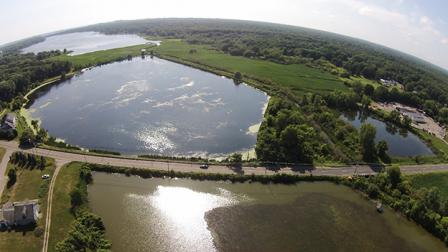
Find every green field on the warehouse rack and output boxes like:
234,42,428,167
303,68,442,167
47,162,81,252
409,172,448,200
51,44,156,69
153,40,347,96
0,158,55,252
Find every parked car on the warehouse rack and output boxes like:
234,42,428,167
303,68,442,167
41,174,50,179
199,164,209,169
0,221,8,231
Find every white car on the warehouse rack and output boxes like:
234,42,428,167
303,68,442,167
199,164,209,169
41,174,50,179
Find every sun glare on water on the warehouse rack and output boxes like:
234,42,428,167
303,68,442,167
129,186,240,252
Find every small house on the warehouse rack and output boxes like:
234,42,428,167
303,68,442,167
0,200,39,226
2,113,16,130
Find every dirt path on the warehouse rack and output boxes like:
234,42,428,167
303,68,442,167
0,149,13,198
42,159,68,252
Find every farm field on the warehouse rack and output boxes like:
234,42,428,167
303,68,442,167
152,39,348,95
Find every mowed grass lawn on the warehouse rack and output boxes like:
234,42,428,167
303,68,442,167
409,172,448,201
0,157,55,252
51,43,156,68
153,39,348,95
48,162,81,252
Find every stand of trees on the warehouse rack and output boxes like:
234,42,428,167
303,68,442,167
352,167,448,245
0,51,71,106
256,97,329,163
9,151,46,170
56,164,111,252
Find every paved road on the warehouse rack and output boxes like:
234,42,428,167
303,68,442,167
1,140,448,180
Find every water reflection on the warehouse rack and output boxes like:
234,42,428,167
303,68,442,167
127,186,240,252
341,111,433,156
22,32,149,55
88,173,447,252
28,57,268,155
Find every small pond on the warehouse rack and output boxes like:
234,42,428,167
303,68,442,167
341,111,433,156
88,172,447,252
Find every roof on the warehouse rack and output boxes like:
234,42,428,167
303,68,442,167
5,113,15,122
0,200,39,224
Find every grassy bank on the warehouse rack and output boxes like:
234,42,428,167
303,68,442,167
152,39,348,97
88,162,343,184
47,163,81,252
0,147,5,163
0,156,55,252
50,44,156,69
408,172,448,201
48,162,110,251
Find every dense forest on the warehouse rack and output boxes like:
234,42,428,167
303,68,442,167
0,51,71,110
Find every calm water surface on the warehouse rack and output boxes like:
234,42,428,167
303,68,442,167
341,111,433,156
22,32,149,55
88,172,446,252
28,57,268,156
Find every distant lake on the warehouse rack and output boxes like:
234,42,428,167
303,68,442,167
341,111,433,157
88,173,446,252
22,32,149,55
28,57,268,156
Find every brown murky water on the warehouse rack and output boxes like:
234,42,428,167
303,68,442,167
88,172,446,252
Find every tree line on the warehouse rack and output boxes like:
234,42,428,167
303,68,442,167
56,164,111,252
352,166,448,246
0,51,71,110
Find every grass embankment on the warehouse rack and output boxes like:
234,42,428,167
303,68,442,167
51,44,156,69
152,39,348,96
0,157,55,252
47,162,81,251
409,172,448,201
0,147,5,163
48,162,110,251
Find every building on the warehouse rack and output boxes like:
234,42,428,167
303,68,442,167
380,79,404,90
396,106,426,124
0,200,39,226
2,113,16,129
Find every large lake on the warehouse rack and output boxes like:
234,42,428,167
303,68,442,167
28,57,268,156
88,172,447,252
22,32,148,55
341,112,433,157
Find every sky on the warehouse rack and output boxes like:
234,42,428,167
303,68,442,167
0,0,447,70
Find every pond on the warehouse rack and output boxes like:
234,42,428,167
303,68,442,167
22,32,149,55
341,111,433,157
87,172,447,252
28,57,268,156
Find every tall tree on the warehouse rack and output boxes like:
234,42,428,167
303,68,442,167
360,124,377,162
